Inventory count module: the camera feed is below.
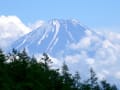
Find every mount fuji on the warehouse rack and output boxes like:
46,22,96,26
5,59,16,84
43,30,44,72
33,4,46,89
8,19,120,86
10,19,91,56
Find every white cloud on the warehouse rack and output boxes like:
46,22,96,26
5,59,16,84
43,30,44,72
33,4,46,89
97,73,106,80
102,69,110,75
115,72,120,79
69,30,102,50
86,58,95,65
70,37,91,50
67,29,120,82
102,40,114,48
65,54,81,64
0,15,31,49
85,29,92,36
64,51,89,64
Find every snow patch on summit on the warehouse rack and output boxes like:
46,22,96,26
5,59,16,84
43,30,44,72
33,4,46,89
30,20,45,30
47,20,60,52
38,30,48,45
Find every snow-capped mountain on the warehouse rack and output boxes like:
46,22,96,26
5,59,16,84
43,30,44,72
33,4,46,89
10,19,89,56
9,19,120,86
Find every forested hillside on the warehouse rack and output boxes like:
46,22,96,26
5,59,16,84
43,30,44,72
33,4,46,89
0,49,118,90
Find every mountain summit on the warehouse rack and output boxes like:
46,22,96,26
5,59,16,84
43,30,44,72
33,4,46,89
10,19,90,56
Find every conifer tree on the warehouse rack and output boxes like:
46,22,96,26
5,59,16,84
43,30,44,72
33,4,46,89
100,80,118,90
73,71,81,89
0,49,6,64
41,53,52,71
84,68,100,90
61,62,74,90
0,49,118,90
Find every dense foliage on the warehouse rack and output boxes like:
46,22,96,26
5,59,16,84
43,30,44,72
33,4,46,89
0,49,118,90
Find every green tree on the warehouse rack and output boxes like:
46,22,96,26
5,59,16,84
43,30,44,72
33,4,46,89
111,85,118,90
0,49,6,64
61,62,74,90
0,49,118,90
0,49,12,90
101,80,118,90
40,53,52,71
84,68,100,90
73,71,81,89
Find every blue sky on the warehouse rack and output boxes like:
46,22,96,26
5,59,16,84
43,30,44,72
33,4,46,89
0,0,120,32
